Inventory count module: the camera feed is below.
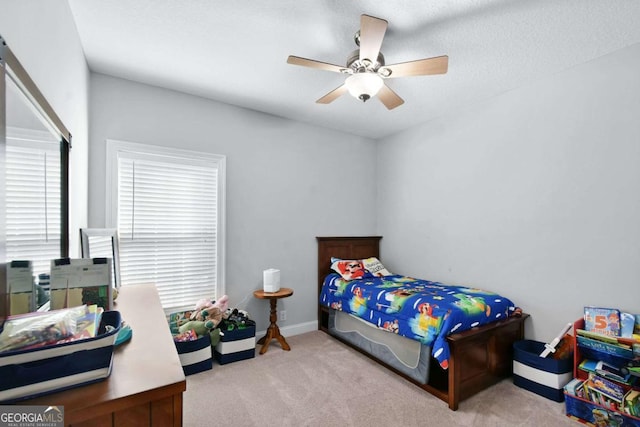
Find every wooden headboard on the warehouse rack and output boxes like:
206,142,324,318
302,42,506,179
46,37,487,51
316,236,382,329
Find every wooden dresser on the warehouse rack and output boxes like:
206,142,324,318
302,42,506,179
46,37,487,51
23,284,186,427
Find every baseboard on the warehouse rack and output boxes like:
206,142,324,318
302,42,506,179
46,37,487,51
255,320,317,340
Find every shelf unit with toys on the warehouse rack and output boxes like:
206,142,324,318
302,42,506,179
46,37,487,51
564,314,640,426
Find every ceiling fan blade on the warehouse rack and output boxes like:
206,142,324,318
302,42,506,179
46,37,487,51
359,15,388,64
287,55,346,73
382,55,448,78
377,84,404,110
316,84,348,104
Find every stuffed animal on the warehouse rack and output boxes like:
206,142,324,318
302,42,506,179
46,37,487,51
179,320,209,337
226,308,250,325
177,321,222,346
188,295,231,330
214,295,230,312
190,306,223,329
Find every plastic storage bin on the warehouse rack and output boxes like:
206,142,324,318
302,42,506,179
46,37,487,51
214,321,256,364
513,339,573,402
565,392,640,426
0,310,121,403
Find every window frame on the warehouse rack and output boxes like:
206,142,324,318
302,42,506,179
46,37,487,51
105,139,226,310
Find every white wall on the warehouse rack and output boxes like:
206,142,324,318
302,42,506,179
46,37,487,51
5,1,637,342
88,73,377,331
0,0,90,257
377,43,640,341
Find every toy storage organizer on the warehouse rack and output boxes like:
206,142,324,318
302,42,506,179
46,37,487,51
175,334,213,375
564,318,640,426
166,311,213,376
167,312,256,372
512,339,573,402
0,311,121,403
214,320,256,364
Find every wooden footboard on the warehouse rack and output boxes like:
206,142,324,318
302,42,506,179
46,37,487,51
428,313,527,410
316,236,528,411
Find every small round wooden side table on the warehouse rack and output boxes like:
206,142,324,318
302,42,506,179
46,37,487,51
253,287,293,355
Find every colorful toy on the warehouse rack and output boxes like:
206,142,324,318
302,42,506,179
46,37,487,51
621,359,640,378
189,295,230,329
539,322,573,358
178,320,222,346
192,295,229,315
179,320,210,337
174,329,198,343
170,295,230,347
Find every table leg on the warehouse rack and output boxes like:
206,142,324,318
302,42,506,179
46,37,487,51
257,298,291,354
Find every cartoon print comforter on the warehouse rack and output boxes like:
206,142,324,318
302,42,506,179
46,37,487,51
319,273,518,369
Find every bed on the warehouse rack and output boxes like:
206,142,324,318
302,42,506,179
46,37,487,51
316,236,528,410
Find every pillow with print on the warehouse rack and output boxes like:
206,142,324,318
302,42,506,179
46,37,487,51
362,257,393,277
330,257,393,280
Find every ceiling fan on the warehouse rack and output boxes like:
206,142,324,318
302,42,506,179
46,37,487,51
287,14,448,110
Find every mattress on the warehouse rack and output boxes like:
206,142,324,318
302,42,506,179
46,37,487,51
320,272,518,368
328,309,431,384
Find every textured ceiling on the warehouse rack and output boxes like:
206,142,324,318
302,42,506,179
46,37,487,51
67,0,640,139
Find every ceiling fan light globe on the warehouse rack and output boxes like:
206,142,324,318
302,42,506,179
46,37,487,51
345,72,383,100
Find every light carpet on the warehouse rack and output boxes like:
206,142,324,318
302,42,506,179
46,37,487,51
184,330,577,427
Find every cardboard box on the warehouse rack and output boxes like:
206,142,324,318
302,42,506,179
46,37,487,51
214,321,256,365
513,339,573,402
0,311,121,403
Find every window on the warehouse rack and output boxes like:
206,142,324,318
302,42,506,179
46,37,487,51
5,129,63,276
106,140,225,311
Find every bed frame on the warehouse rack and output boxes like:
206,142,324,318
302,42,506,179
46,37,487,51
317,236,528,410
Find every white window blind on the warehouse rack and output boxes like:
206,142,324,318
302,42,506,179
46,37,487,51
5,129,61,276
107,140,226,311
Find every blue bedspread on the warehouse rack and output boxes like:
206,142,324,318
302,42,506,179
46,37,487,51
319,273,518,369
